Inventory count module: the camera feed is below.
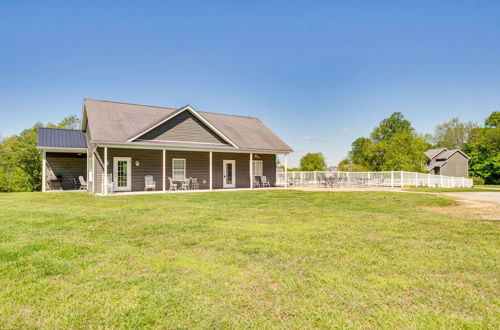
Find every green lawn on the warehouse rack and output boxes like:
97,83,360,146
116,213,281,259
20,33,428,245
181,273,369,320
404,186,499,193
0,191,498,328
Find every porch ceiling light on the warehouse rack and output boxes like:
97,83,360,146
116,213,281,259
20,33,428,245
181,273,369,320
135,160,140,167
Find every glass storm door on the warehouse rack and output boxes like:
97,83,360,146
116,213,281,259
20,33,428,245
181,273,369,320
113,157,131,191
223,160,236,188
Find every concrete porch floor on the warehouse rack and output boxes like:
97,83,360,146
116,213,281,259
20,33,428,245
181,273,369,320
97,187,284,196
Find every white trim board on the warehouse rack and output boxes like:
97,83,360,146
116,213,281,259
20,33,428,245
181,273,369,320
126,105,239,148
38,147,88,153
94,141,292,155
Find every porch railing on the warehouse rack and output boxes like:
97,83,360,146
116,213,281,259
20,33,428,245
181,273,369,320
276,171,473,188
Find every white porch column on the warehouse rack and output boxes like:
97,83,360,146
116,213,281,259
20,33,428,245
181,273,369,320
104,147,108,196
92,151,95,193
250,153,253,189
162,149,166,192
209,152,213,191
42,150,46,192
284,154,288,188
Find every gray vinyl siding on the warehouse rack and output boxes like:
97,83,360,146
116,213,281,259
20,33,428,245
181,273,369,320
91,148,277,194
96,148,164,192
45,152,87,190
137,111,228,145
259,154,276,185
441,153,469,177
212,152,250,189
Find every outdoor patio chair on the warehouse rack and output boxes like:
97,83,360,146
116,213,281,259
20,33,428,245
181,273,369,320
253,176,261,188
261,176,271,188
191,177,199,190
102,174,113,194
179,178,190,190
78,176,88,190
168,177,177,191
144,175,156,191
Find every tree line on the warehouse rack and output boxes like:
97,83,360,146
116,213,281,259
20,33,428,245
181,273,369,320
0,116,80,192
295,111,499,184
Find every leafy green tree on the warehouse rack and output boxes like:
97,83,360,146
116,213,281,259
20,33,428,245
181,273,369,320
337,159,367,172
0,116,80,192
377,131,428,171
370,112,412,142
464,112,500,184
485,111,499,127
299,152,327,171
349,137,373,169
345,112,428,172
432,117,478,149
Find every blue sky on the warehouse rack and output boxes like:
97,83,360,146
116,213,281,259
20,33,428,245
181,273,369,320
1,0,499,166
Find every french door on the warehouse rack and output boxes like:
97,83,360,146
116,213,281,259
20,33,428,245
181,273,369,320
223,160,236,188
113,157,131,191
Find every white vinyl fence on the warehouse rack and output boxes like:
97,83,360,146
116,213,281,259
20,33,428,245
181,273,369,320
276,171,473,188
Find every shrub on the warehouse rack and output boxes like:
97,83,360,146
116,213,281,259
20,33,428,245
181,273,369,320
472,177,485,186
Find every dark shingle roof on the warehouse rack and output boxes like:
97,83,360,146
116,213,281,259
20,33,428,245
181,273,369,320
83,99,292,152
425,148,447,160
38,128,87,149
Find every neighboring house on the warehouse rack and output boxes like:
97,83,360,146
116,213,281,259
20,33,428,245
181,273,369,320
424,148,469,177
37,99,293,194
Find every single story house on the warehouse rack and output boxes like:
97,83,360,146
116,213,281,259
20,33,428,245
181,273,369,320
37,99,293,194
425,148,469,177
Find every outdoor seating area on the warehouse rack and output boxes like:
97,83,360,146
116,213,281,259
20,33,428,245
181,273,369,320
103,175,203,194
285,173,370,188
46,174,88,191
253,176,271,188
277,170,473,189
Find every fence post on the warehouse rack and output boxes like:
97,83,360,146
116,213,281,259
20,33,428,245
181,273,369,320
314,171,317,186
391,171,394,188
451,176,454,187
400,171,404,187
367,171,371,186
415,172,418,187
440,175,443,188
284,154,288,188
428,173,431,187
346,171,350,185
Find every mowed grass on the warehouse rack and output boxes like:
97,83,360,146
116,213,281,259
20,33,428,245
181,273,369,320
404,187,499,193
0,191,498,328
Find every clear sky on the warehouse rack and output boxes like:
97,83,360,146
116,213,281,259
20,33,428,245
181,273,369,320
1,0,499,166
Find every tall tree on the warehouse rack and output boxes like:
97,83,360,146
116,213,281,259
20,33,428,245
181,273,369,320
464,112,500,184
432,117,478,149
349,137,372,169
0,116,80,192
345,112,428,171
299,152,327,171
370,112,413,142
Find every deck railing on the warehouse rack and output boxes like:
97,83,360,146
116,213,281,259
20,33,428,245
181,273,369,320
276,171,473,188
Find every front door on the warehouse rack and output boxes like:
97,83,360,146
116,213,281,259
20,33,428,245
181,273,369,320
223,160,236,188
113,157,132,191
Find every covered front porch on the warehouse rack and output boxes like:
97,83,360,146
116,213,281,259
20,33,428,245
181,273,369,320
90,146,285,195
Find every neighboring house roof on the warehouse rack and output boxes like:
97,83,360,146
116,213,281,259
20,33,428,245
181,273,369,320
425,147,469,161
438,149,470,160
38,128,87,149
424,148,447,160
83,99,292,152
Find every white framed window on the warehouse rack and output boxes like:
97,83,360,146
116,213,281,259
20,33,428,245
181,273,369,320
172,158,186,181
252,160,263,176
